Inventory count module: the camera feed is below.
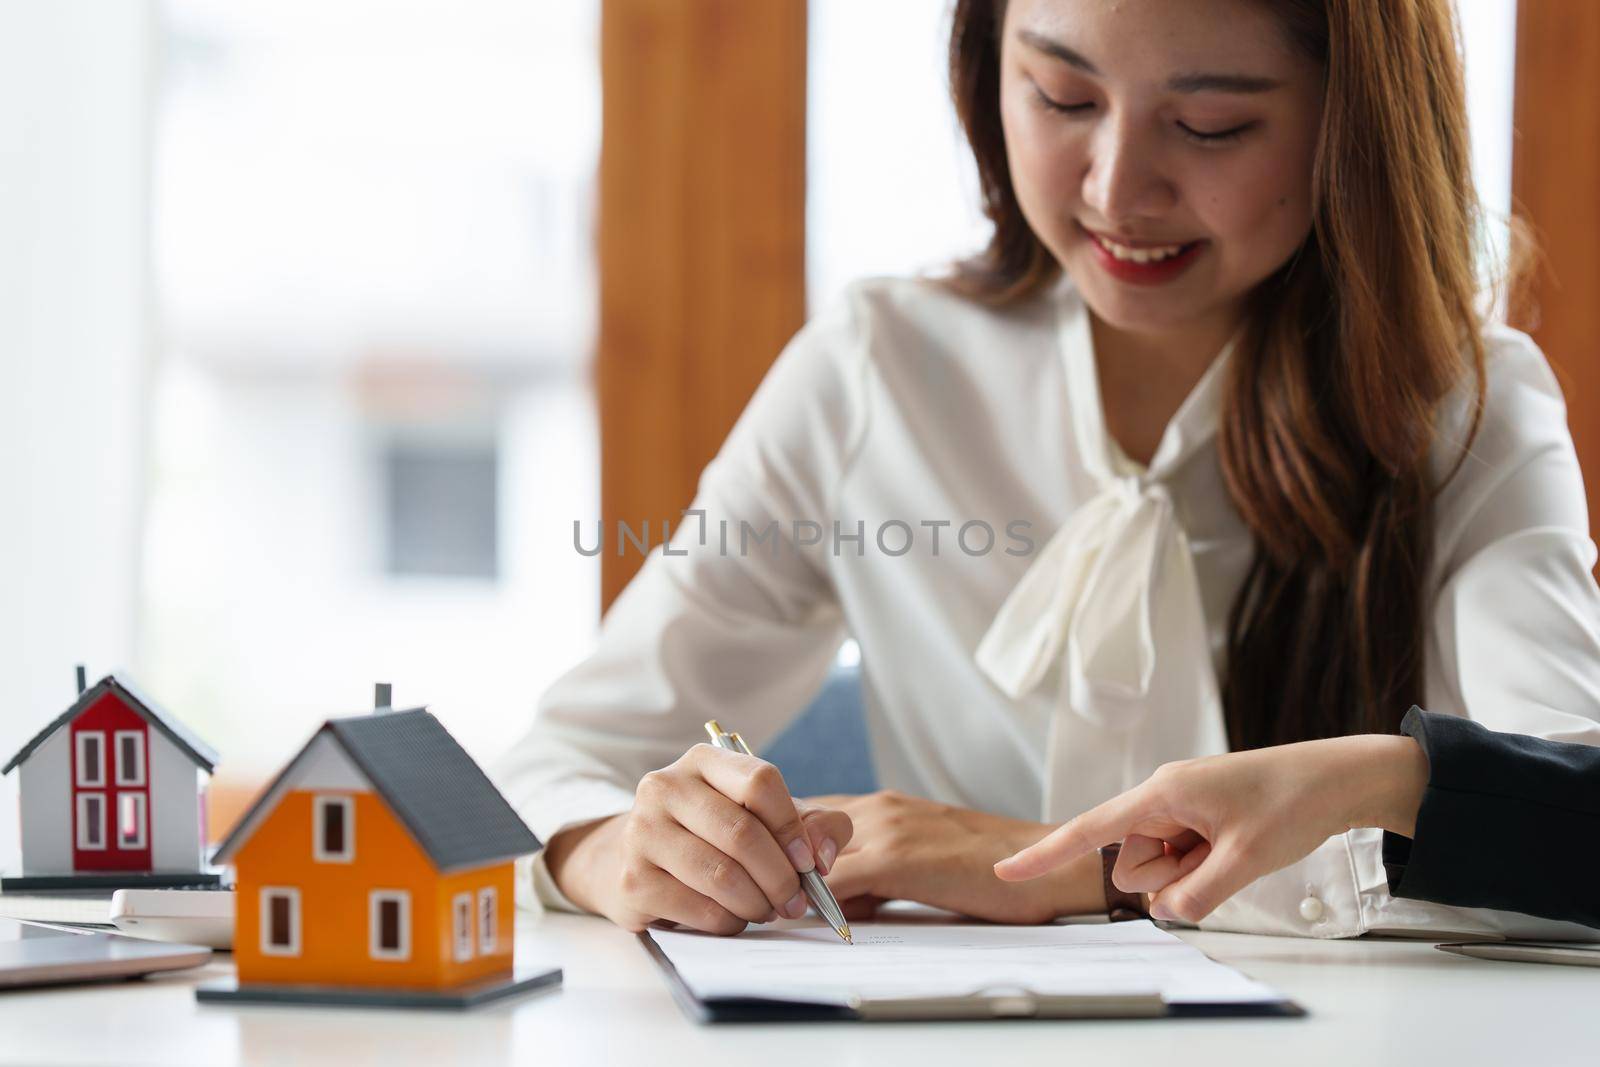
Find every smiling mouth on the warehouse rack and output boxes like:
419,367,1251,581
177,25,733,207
1078,224,1207,284
1082,226,1203,263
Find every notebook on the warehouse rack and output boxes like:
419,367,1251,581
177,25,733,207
0,885,234,947
642,919,1303,1022
0,889,117,928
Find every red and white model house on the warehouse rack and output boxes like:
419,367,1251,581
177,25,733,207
2,669,220,890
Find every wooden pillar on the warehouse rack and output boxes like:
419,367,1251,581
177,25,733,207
597,0,808,611
1513,2,1600,569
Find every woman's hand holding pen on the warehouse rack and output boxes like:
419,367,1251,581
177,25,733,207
810,791,1106,924
993,736,1429,923
542,744,853,935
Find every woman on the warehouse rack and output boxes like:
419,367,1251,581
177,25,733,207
996,707,1600,930
494,0,1600,938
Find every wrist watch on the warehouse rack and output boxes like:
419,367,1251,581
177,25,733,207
1099,843,1150,922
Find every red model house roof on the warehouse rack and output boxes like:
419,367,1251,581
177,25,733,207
2,674,219,776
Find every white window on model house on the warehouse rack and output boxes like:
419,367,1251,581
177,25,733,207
113,730,147,786
75,731,106,787
452,892,474,962
477,887,497,955
76,793,107,850
369,890,411,961
260,887,301,956
312,795,355,863
118,793,147,850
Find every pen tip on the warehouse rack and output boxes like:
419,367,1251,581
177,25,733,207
842,926,853,945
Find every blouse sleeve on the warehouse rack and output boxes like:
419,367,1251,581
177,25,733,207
1199,329,1600,939
489,287,875,911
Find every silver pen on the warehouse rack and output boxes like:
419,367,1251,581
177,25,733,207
704,720,853,944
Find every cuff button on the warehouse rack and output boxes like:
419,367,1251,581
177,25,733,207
1298,895,1325,922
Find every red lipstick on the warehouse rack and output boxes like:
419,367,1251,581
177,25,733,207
1082,226,1205,286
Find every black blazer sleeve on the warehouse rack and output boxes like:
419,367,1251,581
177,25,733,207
1381,707,1600,929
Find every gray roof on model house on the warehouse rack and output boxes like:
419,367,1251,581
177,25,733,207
210,707,540,872
3,674,219,776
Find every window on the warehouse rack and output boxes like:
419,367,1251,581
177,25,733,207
75,732,106,787
118,793,147,850
452,892,474,962
113,730,147,786
312,795,355,863
260,887,301,956
385,441,500,580
477,887,497,954
368,890,410,961
76,793,106,850
139,0,602,779
807,0,987,310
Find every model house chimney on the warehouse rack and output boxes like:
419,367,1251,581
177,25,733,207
374,682,393,713
75,665,87,695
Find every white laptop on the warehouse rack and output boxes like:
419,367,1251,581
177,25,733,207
0,917,211,989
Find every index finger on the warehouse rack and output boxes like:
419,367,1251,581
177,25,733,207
690,745,816,872
992,786,1149,882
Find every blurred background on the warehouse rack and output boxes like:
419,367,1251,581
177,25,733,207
1,0,1592,867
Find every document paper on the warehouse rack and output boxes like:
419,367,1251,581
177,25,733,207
648,920,1283,1007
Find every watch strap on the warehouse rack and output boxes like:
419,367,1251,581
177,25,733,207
1100,843,1149,922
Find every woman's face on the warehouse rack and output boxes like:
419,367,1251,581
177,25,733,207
999,0,1324,343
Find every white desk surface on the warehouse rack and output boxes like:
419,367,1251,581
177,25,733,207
3,909,1598,1067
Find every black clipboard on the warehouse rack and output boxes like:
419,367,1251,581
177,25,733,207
639,930,1307,1023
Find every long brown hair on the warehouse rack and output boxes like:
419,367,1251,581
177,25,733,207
947,0,1488,747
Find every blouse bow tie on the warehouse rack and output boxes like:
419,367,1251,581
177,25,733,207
973,295,1234,814
975,476,1193,727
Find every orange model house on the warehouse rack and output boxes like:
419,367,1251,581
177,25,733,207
204,697,551,1007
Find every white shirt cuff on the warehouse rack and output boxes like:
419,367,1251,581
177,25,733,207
513,782,636,914
1196,832,1366,938
527,848,586,913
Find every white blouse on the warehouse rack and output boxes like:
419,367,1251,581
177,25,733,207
494,275,1600,939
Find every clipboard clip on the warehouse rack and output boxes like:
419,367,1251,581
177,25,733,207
849,985,1167,1021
